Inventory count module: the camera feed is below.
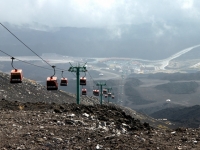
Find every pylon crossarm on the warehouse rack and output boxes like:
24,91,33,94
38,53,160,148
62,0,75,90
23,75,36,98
69,62,73,67
96,83,106,86
79,67,87,72
83,62,87,67
69,67,86,72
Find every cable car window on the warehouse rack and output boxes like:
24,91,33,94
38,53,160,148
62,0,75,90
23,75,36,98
80,77,86,85
108,93,112,97
93,90,99,96
103,89,108,94
82,89,87,95
47,81,57,86
61,80,67,83
11,74,21,80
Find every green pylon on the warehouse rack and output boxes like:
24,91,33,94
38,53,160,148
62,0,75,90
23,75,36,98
68,62,87,104
96,82,106,105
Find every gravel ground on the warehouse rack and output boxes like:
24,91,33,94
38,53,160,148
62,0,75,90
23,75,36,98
0,100,200,150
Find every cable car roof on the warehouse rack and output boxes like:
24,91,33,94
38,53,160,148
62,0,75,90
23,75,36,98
47,76,57,80
11,69,22,73
61,77,67,80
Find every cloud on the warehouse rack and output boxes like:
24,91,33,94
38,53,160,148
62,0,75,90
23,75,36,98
1,0,200,28
180,0,193,9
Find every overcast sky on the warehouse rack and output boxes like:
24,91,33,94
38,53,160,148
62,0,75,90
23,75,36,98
1,0,200,28
1,0,200,59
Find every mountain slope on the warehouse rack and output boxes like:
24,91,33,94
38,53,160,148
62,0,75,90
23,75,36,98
0,71,173,129
150,105,200,128
0,71,99,105
155,81,199,94
1,98,200,149
1,71,200,148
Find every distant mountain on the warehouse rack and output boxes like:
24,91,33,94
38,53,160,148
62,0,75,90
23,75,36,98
150,105,200,128
1,22,200,60
137,102,185,115
124,78,154,105
147,72,200,81
155,81,199,94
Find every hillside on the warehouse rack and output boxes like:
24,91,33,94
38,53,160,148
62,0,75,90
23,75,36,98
155,81,199,94
0,71,99,105
124,78,155,105
1,71,200,149
150,105,200,128
147,72,200,81
126,73,200,116
0,100,152,149
1,99,200,149
0,71,171,128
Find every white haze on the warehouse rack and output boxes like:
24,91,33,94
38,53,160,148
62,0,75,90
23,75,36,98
1,0,200,29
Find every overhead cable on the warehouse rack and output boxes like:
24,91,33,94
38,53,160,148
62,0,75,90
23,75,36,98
0,22,53,68
0,49,53,70
87,70,98,85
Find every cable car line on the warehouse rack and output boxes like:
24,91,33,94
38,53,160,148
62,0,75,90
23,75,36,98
0,23,116,101
0,23,71,72
0,49,85,78
70,72,76,78
0,49,53,71
1,46,114,99
0,23,53,69
0,23,85,73
0,49,15,58
86,70,97,85
0,49,70,72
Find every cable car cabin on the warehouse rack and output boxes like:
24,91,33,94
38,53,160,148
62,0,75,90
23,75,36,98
108,92,112,97
93,89,99,96
80,77,86,85
10,69,23,83
82,89,87,95
112,95,115,99
46,76,58,90
104,94,108,98
60,78,68,86
103,89,108,94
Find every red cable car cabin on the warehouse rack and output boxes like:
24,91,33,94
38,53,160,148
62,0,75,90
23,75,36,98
93,89,99,96
82,89,87,95
80,77,86,85
46,76,58,90
60,78,68,86
108,92,112,97
103,89,108,94
10,69,23,83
